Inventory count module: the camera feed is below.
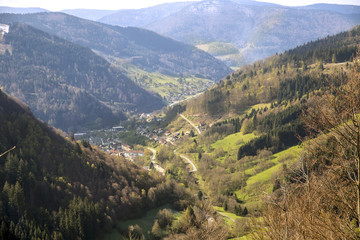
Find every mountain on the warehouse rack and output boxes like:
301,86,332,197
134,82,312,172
184,25,360,121
0,12,231,82
98,0,360,67
0,6,49,14
0,23,164,131
99,2,194,27
300,3,360,15
0,89,191,239
61,9,117,21
156,25,360,239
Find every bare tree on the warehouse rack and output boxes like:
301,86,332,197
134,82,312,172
257,55,360,239
303,55,360,229
0,146,16,158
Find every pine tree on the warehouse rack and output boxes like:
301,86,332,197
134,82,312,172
151,220,162,239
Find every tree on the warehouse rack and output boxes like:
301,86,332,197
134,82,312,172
258,56,360,240
197,191,203,200
303,56,360,229
0,146,16,158
151,220,162,239
69,131,75,141
190,130,195,137
223,201,228,211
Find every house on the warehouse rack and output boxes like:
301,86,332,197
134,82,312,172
122,144,131,151
159,138,167,145
123,150,144,160
0,24,9,35
112,126,125,132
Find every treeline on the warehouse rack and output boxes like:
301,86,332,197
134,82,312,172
0,90,190,239
281,25,360,65
238,104,305,159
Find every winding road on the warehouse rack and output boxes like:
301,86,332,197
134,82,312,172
147,147,165,175
179,154,197,172
180,114,201,135
174,148,197,173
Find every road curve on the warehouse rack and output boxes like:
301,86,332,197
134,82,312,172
217,212,235,222
174,148,197,173
146,147,165,175
179,154,197,172
180,114,201,135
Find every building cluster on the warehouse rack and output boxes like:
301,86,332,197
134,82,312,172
74,127,144,161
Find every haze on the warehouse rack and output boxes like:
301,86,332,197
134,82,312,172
1,0,359,11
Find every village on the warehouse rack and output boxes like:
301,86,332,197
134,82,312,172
74,113,208,165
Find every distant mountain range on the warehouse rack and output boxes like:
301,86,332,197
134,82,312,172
0,23,165,131
0,12,231,81
61,9,117,21
96,0,360,66
0,6,49,14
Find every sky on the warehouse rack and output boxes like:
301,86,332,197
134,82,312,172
1,0,359,11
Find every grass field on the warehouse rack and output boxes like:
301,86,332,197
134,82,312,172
236,145,302,206
246,103,272,114
211,132,257,161
104,204,180,240
124,64,214,102
213,206,244,225
196,42,239,56
212,132,257,153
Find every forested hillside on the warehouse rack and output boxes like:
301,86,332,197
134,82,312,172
185,25,360,119
153,25,360,239
0,23,165,131
0,12,231,81
0,89,192,239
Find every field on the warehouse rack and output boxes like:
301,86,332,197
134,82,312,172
236,145,302,209
104,204,180,240
212,132,257,153
123,64,214,103
196,42,239,56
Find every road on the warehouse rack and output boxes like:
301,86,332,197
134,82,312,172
180,114,201,135
179,154,197,172
147,147,165,175
174,148,197,173
217,212,235,222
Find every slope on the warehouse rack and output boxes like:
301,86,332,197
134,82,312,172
0,89,191,239
61,9,117,21
184,25,360,120
154,25,360,238
0,12,231,82
99,2,193,26
101,0,360,67
0,23,164,131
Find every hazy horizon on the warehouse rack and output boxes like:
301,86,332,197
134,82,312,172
1,0,359,11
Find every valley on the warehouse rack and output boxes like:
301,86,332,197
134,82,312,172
0,1,359,239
